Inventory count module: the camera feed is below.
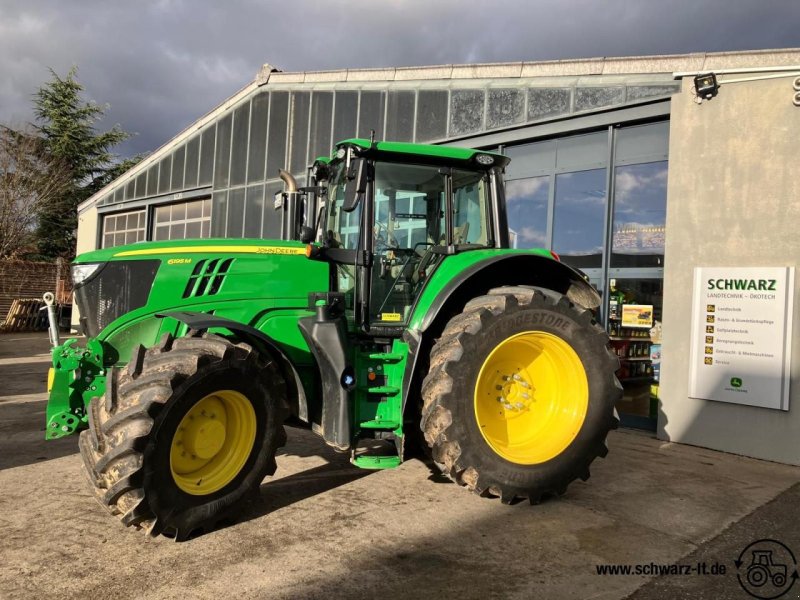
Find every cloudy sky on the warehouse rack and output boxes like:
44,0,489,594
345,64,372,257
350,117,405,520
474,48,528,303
1,0,797,158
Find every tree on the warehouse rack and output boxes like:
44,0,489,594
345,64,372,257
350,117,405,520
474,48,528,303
0,126,70,258
33,67,138,259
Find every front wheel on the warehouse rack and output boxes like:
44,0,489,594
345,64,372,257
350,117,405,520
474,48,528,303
79,333,288,539
420,286,620,503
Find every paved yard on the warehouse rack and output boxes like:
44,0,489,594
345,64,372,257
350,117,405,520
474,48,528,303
0,333,798,599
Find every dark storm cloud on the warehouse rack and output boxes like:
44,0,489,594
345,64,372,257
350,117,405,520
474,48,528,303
0,0,797,158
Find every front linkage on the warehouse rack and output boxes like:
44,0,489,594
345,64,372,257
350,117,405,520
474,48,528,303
45,338,107,440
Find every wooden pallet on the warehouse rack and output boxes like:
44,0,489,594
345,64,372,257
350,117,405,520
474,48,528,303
2,298,48,332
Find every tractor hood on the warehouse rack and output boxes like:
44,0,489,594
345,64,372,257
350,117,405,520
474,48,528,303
71,238,328,339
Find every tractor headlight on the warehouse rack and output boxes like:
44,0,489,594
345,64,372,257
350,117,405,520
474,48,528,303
71,263,102,286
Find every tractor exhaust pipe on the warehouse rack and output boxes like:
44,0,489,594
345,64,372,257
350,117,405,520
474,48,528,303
278,169,298,192
276,169,302,240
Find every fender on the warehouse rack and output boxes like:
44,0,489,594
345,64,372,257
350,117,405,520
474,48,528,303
418,253,600,333
402,253,601,413
158,311,309,420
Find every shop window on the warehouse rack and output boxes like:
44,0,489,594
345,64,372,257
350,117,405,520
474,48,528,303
506,176,549,249
552,168,606,269
102,210,146,248
153,198,211,241
607,277,664,430
611,161,668,268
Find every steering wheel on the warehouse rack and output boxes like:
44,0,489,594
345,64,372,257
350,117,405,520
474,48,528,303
373,220,399,251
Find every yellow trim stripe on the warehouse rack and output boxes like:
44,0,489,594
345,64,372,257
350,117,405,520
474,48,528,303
114,245,307,257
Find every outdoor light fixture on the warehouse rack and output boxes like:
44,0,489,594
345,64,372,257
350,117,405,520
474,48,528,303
694,73,719,100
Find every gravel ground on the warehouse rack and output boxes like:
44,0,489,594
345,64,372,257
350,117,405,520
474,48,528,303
1,332,798,600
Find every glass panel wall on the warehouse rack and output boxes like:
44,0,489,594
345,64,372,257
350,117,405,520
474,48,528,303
93,80,675,257
506,177,548,249
332,91,358,145
503,121,669,430
93,78,678,229
552,169,606,269
611,161,667,268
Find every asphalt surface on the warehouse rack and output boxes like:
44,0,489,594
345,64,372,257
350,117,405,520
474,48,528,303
0,332,798,600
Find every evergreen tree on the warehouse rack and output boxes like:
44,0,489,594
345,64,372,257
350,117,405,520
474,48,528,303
33,67,137,259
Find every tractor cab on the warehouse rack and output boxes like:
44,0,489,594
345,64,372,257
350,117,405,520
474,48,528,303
306,139,510,332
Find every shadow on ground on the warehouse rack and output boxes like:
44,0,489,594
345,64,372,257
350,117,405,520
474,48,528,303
0,398,77,471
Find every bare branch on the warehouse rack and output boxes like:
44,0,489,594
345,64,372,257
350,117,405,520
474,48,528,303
0,126,71,258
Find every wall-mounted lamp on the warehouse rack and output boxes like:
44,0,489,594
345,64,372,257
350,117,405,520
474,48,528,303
694,73,719,100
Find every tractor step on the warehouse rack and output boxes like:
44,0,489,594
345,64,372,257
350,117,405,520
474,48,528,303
358,385,400,396
366,352,404,363
359,419,401,430
352,454,402,470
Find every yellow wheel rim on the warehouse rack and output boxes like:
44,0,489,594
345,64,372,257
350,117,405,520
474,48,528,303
474,331,588,465
170,390,256,496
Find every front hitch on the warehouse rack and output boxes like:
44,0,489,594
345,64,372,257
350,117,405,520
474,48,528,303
45,338,107,440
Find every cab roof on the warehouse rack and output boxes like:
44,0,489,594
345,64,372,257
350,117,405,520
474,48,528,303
332,138,510,170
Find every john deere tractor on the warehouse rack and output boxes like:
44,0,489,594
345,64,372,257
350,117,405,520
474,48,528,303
46,139,620,539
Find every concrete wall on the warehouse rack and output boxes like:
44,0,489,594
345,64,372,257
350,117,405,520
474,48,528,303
659,73,800,464
71,206,99,329
76,206,98,256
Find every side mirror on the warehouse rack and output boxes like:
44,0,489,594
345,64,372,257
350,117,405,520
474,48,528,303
342,158,367,212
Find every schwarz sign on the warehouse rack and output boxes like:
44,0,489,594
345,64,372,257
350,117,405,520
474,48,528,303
689,267,795,410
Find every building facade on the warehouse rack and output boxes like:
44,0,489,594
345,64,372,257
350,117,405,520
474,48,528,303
77,48,800,464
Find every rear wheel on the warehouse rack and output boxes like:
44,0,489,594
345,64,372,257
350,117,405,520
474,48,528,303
420,286,620,503
79,332,288,539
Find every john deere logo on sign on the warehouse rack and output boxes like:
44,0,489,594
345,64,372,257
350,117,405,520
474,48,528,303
731,377,743,388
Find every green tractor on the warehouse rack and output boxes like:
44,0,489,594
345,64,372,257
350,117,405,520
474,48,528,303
46,139,620,539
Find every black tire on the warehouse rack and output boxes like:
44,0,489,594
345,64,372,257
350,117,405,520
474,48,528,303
420,286,621,504
79,332,288,540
